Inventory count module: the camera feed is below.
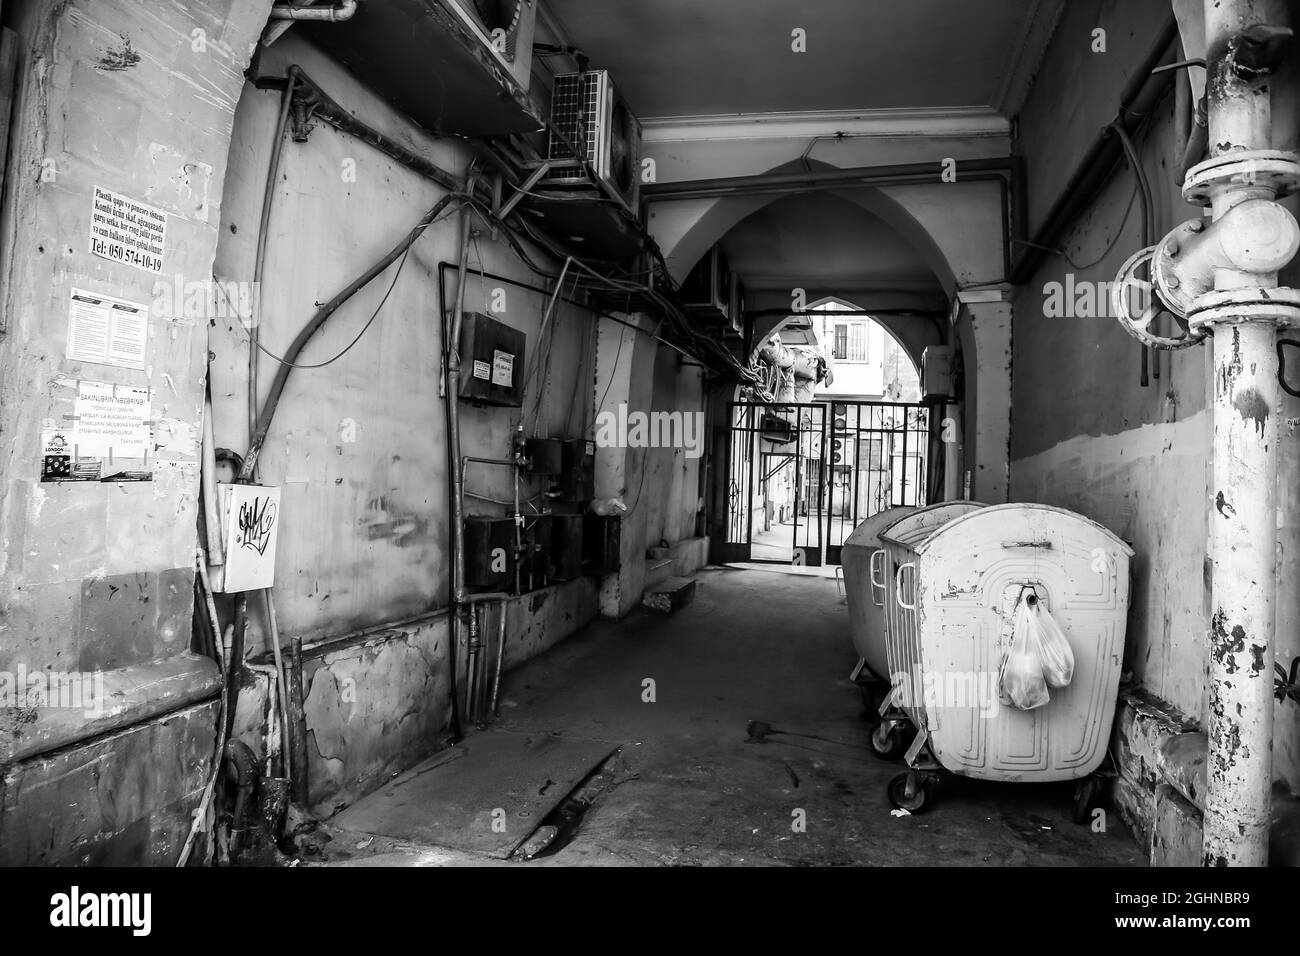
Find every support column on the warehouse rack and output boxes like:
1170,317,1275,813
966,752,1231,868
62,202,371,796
1196,0,1298,866
962,300,1012,503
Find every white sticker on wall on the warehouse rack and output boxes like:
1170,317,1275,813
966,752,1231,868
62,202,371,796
491,349,514,387
72,380,151,458
89,185,167,273
473,359,491,381
66,288,149,369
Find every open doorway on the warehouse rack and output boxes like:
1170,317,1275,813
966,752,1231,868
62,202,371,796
720,301,929,567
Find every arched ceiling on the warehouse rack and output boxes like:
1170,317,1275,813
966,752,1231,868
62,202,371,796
717,192,940,295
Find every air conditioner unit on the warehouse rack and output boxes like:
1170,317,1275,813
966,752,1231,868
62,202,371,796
440,0,538,93
545,70,642,214
727,281,747,338
681,247,732,325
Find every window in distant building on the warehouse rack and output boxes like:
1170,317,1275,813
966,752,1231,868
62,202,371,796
848,322,867,362
833,324,847,360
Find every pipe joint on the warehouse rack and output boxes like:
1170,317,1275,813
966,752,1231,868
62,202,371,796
1183,149,1300,207
1152,200,1300,319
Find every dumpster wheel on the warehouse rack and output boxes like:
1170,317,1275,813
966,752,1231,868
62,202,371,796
869,720,914,761
1071,774,1107,825
888,771,936,813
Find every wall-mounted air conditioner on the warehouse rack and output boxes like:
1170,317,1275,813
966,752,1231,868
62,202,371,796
681,247,733,325
727,280,747,339
440,0,538,94
545,69,642,214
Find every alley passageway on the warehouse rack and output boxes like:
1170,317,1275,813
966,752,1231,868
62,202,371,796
318,567,1143,867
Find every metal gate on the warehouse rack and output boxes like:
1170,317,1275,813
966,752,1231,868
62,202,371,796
719,400,930,566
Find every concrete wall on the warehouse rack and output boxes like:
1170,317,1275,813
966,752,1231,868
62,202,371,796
1010,0,1300,825
0,0,272,866
0,4,708,865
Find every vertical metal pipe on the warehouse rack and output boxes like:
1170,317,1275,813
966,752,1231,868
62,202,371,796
1206,324,1279,866
1200,0,1282,867
445,169,477,742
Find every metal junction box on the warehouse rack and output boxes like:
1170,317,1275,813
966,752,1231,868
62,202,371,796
583,513,621,575
216,484,281,593
525,437,564,474
550,513,585,580
921,345,956,403
465,516,517,590
558,438,596,502
458,312,526,407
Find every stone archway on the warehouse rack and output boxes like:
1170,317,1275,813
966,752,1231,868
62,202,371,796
648,162,1010,502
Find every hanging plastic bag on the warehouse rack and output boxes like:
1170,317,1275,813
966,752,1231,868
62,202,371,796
1028,596,1075,688
998,599,1050,710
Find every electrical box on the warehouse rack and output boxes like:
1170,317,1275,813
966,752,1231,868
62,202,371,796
465,516,517,590
550,514,584,580
458,312,526,407
523,515,551,591
216,484,281,593
525,437,563,474
557,439,596,501
921,345,956,403
583,513,621,575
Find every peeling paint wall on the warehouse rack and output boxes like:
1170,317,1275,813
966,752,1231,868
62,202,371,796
0,0,272,864
210,35,602,645
1012,0,1300,797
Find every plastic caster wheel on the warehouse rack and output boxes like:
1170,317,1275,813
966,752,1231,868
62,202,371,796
888,771,935,813
1072,776,1106,825
869,720,910,760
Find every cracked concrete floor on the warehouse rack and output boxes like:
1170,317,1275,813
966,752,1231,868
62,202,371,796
320,565,1145,867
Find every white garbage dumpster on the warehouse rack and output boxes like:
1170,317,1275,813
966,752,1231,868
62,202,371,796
875,502,1132,815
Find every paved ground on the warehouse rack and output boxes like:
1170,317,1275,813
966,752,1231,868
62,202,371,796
315,566,1144,867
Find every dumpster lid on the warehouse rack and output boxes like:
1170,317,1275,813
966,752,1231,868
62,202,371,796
842,506,915,551
878,501,987,550
913,502,1135,557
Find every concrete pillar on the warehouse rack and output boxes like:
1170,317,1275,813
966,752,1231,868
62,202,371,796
0,0,274,862
592,315,657,617
962,300,1012,503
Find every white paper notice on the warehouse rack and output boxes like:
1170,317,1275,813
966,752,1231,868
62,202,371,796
89,185,167,273
66,288,149,369
72,381,151,458
491,349,514,387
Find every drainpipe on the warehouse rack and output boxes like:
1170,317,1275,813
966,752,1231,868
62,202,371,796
1196,1,1299,867
445,169,479,742
268,0,358,21
1114,1,1300,865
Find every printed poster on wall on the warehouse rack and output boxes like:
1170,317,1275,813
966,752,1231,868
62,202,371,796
491,349,514,387
88,185,167,274
65,288,149,369
40,380,153,482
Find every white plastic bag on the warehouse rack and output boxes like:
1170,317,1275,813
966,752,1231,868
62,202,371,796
998,599,1050,710
1029,597,1075,688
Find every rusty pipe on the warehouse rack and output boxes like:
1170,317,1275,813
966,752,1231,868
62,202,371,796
268,0,357,21
1199,0,1293,867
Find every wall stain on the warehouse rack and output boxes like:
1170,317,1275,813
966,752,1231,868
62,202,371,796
1214,491,1236,518
1232,387,1269,436
95,35,140,72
